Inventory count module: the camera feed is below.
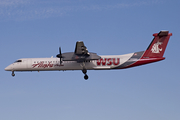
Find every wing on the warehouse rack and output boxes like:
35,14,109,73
59,41,101,62
74,41,89,55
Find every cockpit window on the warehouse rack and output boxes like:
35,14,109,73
14,60,22,63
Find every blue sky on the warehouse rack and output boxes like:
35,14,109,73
0,0,180,120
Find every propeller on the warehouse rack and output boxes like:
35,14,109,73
56,47,63,64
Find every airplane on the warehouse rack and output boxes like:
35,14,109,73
5,31,172,80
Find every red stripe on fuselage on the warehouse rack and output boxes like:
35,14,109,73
122,57,165,69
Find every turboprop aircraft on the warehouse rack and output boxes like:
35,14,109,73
5,31,172,80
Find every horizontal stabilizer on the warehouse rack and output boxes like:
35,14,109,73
157,31,169,36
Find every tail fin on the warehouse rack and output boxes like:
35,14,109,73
142,31,172,58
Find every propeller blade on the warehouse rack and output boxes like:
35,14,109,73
60,58,62,64
56,47,63,64
56,47,62,58
59,47,61,55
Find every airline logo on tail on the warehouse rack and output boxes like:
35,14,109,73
151,41,162,53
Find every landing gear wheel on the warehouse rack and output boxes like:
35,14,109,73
84,74,88,80
82,69,88,80
12,71,15,77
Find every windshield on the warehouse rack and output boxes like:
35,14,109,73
14,60,22,63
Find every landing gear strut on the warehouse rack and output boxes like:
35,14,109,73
80,62,89,80
11,71,15,77
82,69,88,80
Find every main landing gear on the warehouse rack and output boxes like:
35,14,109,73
11,71,15,77
80,62,89,80
82,69,88,80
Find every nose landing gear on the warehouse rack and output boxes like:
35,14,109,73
11,71,15,77
82,69,88,80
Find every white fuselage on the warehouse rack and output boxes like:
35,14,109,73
5,53,134,71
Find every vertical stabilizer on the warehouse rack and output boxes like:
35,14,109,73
142,31,172,58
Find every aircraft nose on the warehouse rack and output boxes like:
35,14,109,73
5,65,13,71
